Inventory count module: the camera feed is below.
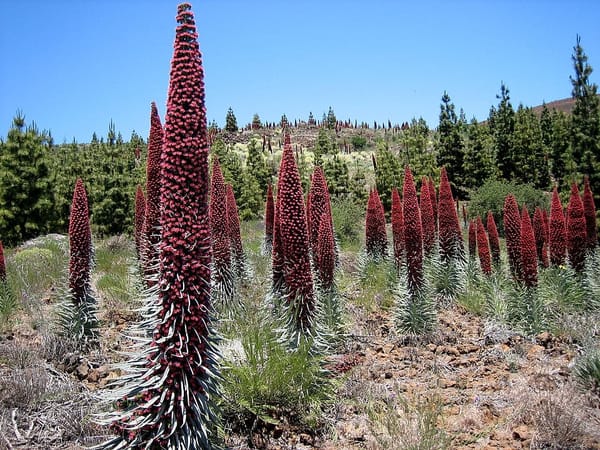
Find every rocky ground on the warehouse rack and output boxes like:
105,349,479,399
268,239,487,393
1,241,599,449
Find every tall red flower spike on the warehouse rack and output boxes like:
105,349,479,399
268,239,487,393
533,207,549,268
391,187,405,268
428,177,438,232
567,183,587,273
271,187,285,294
308,166,332,255
264,183,275,253
583,176,598,249
0,241,5,282
542,209,549,243
142,101,164,281
520,205,538,287
365,188,388,259
316,209,336,291
468,219,477,258
226,183,245,278
69,178,92,305
134,185,146,257
486,211,501,266
102,5,219,449
438,167,463,259
503,194,522,280
402,166,423,292
549,187,567,266
420,177,435,255
476,216,492,275
210,158,232,287
277,136,315,339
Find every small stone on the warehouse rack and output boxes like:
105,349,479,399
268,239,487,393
76,362,89,379
299,433,312,445
384,372,393,379
512,425,532,441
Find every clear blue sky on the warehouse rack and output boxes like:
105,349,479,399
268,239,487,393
1,1,599,144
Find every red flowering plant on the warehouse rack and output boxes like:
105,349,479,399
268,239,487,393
364,188,388,260
134,185,146,257
476,216,492,275
98,5,220,449
549,187,567,266
141,101,164,284
58,178,98,349
391,187,405,269
277,135,316,345
583,176,597,250
503,194,522,280
438,168,463,261
226,183,248,280
533,207,549,268
486,211,501,267
210,158,234,304
308,166,333,261
567,183,587,273
262,183,275,255
402,167,424,293
428,177,437,233
420,177,435,256
520,206,538,287
468,219,477,259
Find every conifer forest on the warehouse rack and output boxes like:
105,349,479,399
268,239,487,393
1,3,600,449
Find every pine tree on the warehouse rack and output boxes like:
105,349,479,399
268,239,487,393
0,113,53,245
246,138,271,194
326,106,337,129
374,142,402,212
251,113,262,129
570,35,600,200
489,83,515,181
548,109,572,188
225,106,238,132
322,153,350,199
436,92,466,197
512,105,550,189
462,118,497,193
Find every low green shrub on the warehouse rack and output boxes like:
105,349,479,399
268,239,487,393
468,179,549,236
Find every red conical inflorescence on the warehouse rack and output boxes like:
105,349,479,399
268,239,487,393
533,207,549,268
391,187,405,268
549,187,567,266
142,101,164,281
210,158,231,286
271,188,285,294
316,208,336,291
420,177,435,255
428,177,437,232
105,5,220,448
226,184,245,278
402,166,423,292
69,178,92,304
503,194,522,280
365,188,388,259
438,167,463,259
277,135,315,337
0,241,6,282
542,209,549,243
567,183,587,273
264,184,275,252
468,219,477,258
520,205,538,287
583,176,598,249
134,185,146,257
476,216,492,275
486,211,501,266
308,166,332,256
